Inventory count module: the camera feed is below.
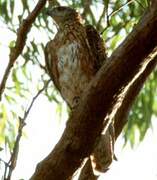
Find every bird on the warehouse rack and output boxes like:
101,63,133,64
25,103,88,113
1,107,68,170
44,6,114,173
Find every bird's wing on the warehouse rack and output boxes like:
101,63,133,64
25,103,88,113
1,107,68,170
44,40,61,92
85,25,107,72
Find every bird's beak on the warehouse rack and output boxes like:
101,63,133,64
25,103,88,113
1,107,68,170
46,8,59,17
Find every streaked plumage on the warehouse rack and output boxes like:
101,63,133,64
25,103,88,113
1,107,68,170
44,6,114,173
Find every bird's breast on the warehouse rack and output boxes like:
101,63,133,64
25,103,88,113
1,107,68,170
56,41,89,108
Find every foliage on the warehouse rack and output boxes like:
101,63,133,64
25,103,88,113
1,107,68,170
0,0,156,167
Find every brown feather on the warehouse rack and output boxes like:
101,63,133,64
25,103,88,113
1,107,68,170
85,24,107,71
44,6,114,173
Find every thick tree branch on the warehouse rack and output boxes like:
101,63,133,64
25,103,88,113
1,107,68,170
0,0,47,100
114,54,157,139
31,3,157,180
78,54,157,179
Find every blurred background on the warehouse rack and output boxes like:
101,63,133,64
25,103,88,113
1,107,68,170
0,0,157,179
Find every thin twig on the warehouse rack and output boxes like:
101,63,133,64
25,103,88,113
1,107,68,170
81,0,97,26
135,0,146,10
0,158,8,166
23,80,51,120
30,2,157,178
109,0,135,17
0,157,9,179
4,80,50,180
88,8,97,26
96,6,106,31
81,0,92,19
101,0,135,34
0,0,47,101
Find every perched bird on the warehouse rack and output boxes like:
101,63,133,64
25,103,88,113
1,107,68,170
45,6,106,109
44,6,114,173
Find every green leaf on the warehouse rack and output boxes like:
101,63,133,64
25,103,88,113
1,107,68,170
4,94,16,104
10,0,14,15
0,104,7,144
12,69,20,94
9,40,15,48
1,1,10,22
110,34,122,49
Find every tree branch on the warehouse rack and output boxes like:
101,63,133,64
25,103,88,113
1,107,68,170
31,3,157,180
114,53,157,139
101,0,135,34
81,0,92,19
78,158,98,180
0,0,47,101
96,5,106,31
78,49,157,180
4,80,50,180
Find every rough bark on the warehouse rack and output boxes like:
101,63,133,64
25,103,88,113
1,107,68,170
31,3,157,180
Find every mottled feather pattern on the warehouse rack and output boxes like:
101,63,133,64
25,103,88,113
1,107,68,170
45,22,96,108
85,25,107,70
44,6,114,173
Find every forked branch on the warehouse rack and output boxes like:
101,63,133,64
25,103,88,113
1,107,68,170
31,3,157,180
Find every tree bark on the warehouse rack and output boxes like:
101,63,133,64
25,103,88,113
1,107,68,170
77,54,157,179
31,3,157,180
114,54,157,139
78,158,98,180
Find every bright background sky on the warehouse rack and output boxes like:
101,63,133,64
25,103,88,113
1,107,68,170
0,2,157,179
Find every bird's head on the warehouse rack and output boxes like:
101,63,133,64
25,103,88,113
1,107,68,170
46,6,82,28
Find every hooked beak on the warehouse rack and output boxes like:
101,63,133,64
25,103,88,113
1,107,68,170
46,8,59,17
